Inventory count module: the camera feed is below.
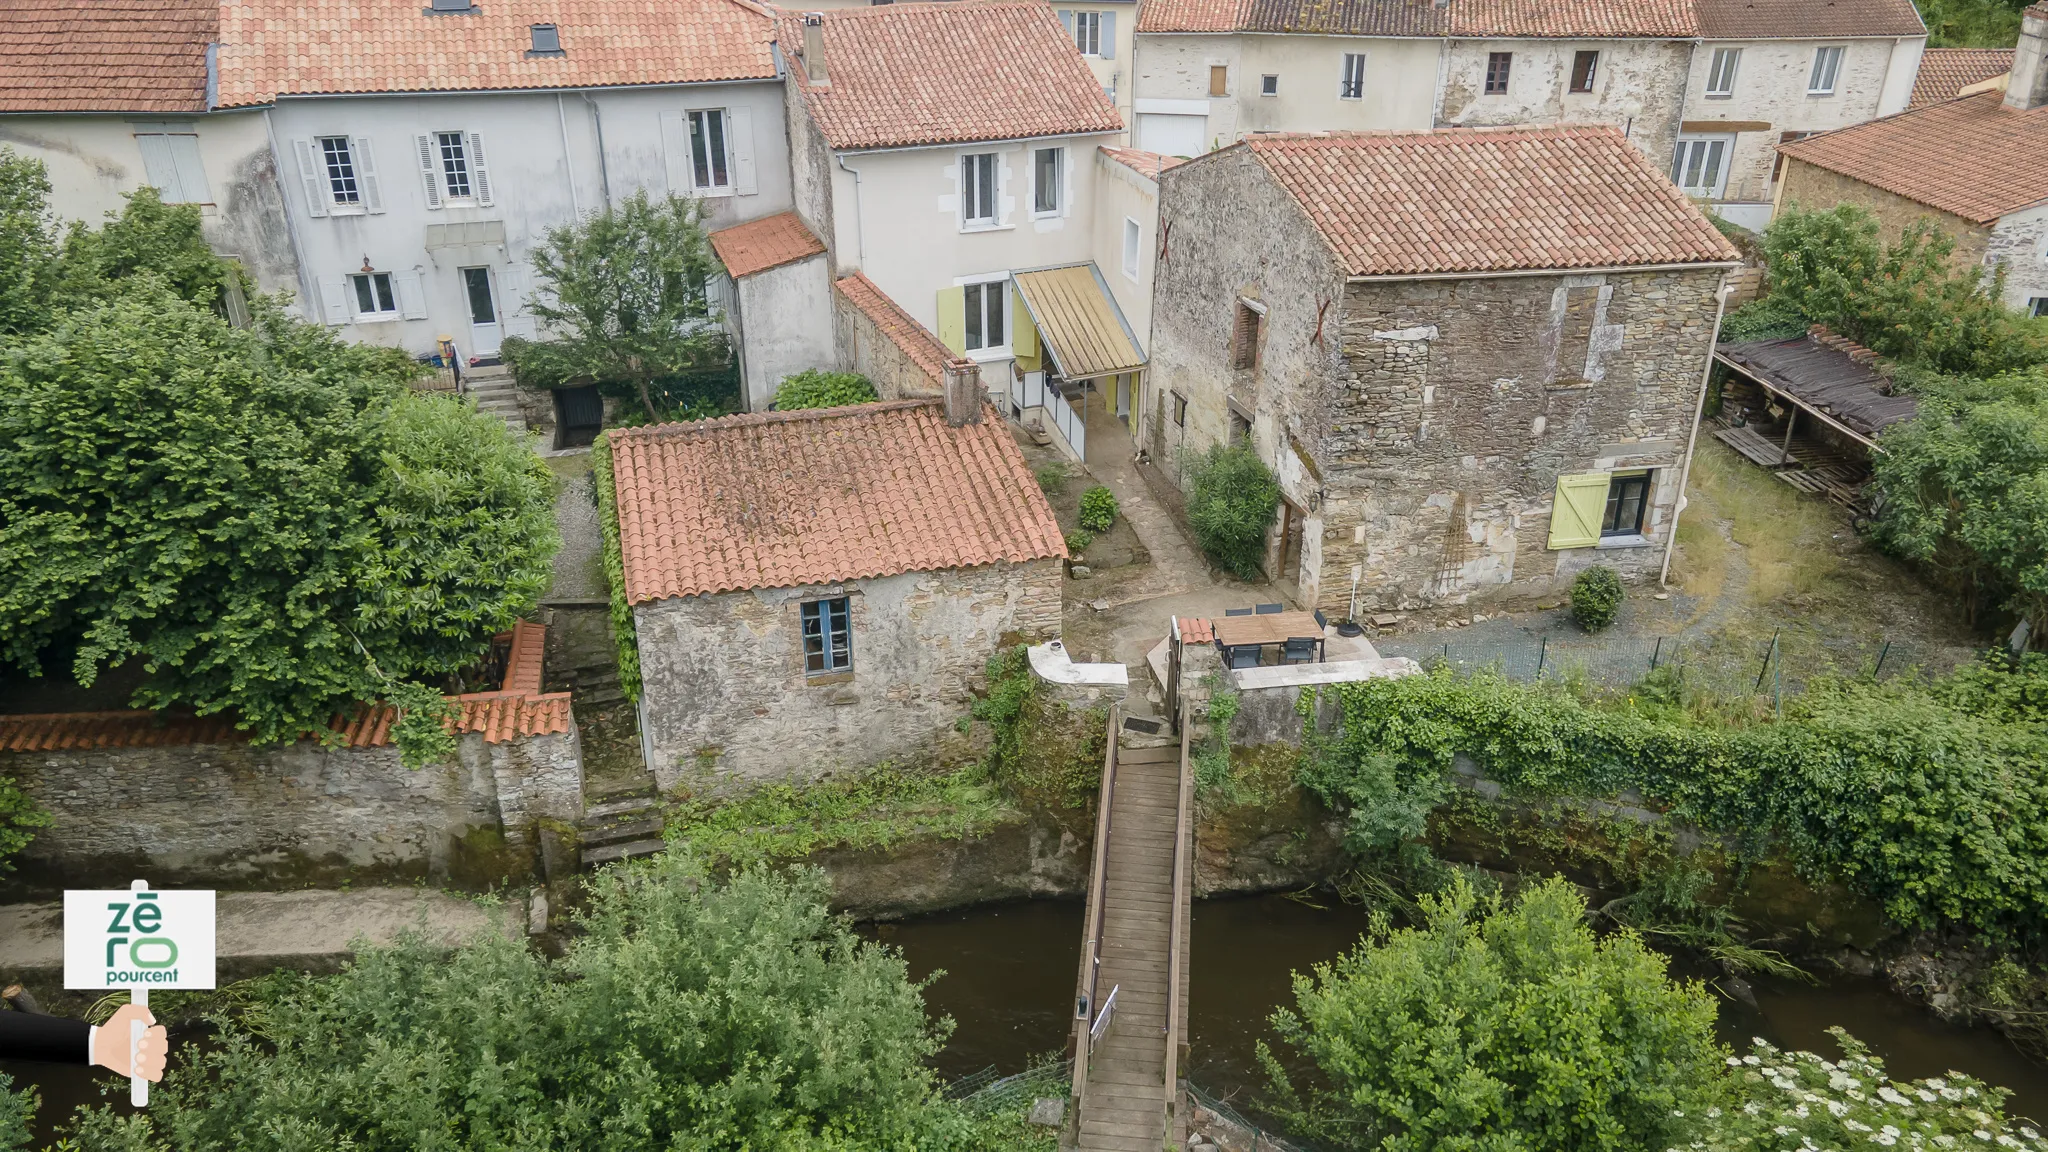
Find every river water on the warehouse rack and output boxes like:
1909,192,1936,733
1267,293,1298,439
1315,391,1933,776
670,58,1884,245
865,894,2048,1125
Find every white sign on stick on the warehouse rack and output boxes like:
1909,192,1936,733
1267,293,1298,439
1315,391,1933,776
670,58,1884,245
64,881,215,1106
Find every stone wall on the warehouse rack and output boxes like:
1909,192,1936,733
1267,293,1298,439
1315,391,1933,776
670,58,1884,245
834,285,942,400
1439,38,1690,166
1987,203,2048,313
634,558,1063,787
1777,158,1992,265
2,728,583,898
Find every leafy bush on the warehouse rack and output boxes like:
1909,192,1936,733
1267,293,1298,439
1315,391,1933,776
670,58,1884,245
1184,442,1281,580
1064,529,1094,557
1692,1030,2048,1151
1571,565,1624,631
1313,661,2048,942
591,431,642,704
0,773,48,875
775,369,878,411
1917,0,2027,47
665,764,1009,865
973,646,1104,809
1078,485,1118,532
1035,462,1071,496
56,854,986,1152
1261,875,1724,1151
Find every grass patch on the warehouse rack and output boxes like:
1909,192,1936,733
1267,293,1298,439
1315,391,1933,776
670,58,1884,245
665,763,1013,866
1687,439,1842,607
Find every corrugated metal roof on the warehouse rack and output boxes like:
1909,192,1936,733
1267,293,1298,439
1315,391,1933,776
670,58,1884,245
1716,334,1920,443
1012,265,1147,381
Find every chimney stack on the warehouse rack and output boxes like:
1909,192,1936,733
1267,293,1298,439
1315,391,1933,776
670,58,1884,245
802,13,829,86
942,357,983,427
2008,3,2048,112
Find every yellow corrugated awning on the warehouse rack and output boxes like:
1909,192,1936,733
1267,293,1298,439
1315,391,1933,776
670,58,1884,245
1012,264,1146,381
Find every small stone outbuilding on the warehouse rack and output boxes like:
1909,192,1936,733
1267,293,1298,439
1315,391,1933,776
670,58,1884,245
609,390,1067,787
1149,125,1741,616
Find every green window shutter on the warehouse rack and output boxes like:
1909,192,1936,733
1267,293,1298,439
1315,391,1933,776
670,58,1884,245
937,286,966,354
1011,285,1039,367
1547,472,1611,549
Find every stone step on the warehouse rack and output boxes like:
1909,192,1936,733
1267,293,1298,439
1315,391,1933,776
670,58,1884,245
579,816,664,845
584,785,658,815
581,837,666,867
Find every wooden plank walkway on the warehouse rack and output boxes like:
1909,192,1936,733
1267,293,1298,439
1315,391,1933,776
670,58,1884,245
1076,740,1188,1152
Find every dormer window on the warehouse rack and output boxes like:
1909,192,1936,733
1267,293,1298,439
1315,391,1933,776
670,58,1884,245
529,23,563,54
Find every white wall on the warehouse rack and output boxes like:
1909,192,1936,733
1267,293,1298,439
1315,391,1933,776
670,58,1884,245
1055,2,1140,132
0,110,303,301
1438,38,1690,163
1093,149,1159,349
1990,203,2048,314
734,253,837,409
267,81,791,361
1132,34,1246,150
1680,36,1925,212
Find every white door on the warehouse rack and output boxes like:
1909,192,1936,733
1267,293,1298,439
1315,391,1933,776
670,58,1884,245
1669,135,1734,200
1138,114,1207,158
461,265,501,357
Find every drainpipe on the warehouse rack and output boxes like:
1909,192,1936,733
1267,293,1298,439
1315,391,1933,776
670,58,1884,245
579,93,612,209
834,152,867,271
555,94,581,217
1661,278,1737,587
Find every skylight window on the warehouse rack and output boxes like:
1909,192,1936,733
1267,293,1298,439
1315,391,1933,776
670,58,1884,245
529,23,563,53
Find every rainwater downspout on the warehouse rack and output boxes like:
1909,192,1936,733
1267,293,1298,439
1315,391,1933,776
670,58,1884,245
835,153,867,271
579,93,612,209
1661,278,1737,586
556,95,581,217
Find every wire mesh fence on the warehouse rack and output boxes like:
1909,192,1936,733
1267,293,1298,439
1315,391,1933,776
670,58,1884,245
944,1057,1072,1115
1185,1081,1322,1152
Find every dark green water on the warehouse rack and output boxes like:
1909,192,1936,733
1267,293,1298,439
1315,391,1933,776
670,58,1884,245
868,894,2048,1124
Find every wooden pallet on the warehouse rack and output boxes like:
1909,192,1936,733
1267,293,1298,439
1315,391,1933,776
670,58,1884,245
1714,424,1793,468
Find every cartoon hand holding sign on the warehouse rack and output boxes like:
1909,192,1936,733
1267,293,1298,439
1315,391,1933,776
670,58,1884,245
59,880,215,1105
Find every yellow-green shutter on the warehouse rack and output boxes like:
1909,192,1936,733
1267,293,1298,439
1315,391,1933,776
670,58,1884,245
936,286,966,354
1547,472,1611,549
1011,286,1041,372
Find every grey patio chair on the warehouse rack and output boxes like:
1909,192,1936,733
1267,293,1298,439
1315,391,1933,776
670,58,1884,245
1282,637,1319,664
1227,645,1263,669
1255,603,1284,614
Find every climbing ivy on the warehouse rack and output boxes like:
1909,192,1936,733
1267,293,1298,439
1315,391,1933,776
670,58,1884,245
590,431,642,704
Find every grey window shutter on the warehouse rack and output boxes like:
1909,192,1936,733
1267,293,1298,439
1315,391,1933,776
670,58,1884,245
353,136,383,213
319,275,349,325
167,135,211,204
135,134,181,201
393,269,428,319
658,110,690,194
1059,9,1074,35
467,131,493,206
1100,12,1115,59
729,107,757,196
416,134,443,209
293,139,328,218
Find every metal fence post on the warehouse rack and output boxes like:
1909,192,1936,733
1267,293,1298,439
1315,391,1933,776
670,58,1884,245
1872,639,1891,681
1650,636,1662,671
1535,635,1547,680
1754,629,1781,694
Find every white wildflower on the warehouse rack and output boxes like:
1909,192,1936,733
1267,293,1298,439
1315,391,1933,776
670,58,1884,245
1729,1057,1746,1067
1936,1137,1956,1148
1881,1088,1912,1106
1746,1055,1764,1066
1918,1091,1937,1103
2023,1130,2039,1141
1834,1073,1861,1091
1708,1108,1722,1120
1795,1105,1811,1119
1829,1102,1851,1117
1846,1119,1873,1132
1928,1079,1949,1090
1976,1131,1994,1141
1777,1126,1796,1136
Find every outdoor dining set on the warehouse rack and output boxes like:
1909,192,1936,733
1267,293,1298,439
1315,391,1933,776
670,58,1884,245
1212,604,1329,669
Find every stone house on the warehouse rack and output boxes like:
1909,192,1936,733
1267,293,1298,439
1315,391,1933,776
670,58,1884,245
1776,6,2048,316
1149,125,1741,616
609,379,1067,787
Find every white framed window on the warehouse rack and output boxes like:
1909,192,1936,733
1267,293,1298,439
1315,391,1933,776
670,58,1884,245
1032,146,1063,216
961,152,998,228
416,131,492,208
351,272,398,320
1808,45,1844,95
1122,217,1141,280
1072,10,1101,55
802,597,853,675
1669,135,1733,198
436,131,472,198
132,124,211,204
320,137,360,205
1340,53,1366,99
689,109,732,192
963,279,1007,351
1260,74,1279,96
295,135,380,217
1705,47,1740,98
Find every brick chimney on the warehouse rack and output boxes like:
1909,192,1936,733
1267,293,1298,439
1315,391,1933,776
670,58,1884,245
942,357,983,427
802,13,829,87
2008,3,2048,111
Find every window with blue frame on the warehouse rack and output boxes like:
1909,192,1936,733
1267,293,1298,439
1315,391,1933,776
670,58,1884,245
801,597,852,674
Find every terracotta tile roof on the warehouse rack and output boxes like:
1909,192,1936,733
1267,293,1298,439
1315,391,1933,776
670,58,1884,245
0,621,570,751
1910,48,2015,106
1178,617,1216,644
1146,0,1696,37
1100,146,1186,181
0,0,213,113
834,273,953,387
608,400,1067,602
1230,126,1740,277
216,0,776,108
710,212,827,279
782,3,1122,150
1695,0,1923,39
1778,91,2048,224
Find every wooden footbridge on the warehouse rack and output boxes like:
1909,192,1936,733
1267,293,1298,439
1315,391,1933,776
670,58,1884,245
1066,704,1194,1151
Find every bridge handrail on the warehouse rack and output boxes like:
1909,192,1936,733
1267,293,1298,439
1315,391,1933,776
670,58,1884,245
1162,713,1195,1143
1069,702,1122,1128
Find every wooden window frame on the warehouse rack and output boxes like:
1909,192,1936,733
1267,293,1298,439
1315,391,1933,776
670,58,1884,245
1484,52,1512,95
1171,391,1188,427
1208,65,1228,96
1568,50,1598,94
1601,471,1652,538
1230,299,1263,371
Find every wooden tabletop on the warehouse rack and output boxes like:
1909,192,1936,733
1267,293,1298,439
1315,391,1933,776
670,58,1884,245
1212,611,1324,648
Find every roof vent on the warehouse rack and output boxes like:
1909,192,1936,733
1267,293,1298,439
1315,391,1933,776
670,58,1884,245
528,23,564,54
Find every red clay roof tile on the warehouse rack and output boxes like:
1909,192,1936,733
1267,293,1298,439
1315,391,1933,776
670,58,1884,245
0,0,214,113
1695,0,1923,39
1779,91,2048,224
1230,126,1741,277
1146,0,1700,37
607,400,1067,602
710,212,827,279
782,3,1123,150
833,273,953,388
1100,146,1186,181
1910,48,2016,107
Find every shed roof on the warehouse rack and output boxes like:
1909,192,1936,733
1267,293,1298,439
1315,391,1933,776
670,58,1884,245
1778,90,2048,224
607,400,1067,603
1225,126,1739,277
1013,264,1147,380
0,0,214,114
781,3,1122,150
710,212,826,279
1716,332,1920,443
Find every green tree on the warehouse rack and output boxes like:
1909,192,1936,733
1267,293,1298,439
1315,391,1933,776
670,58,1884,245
1916,0,2027,46
509,190,731,421
55,187,245,312
1184,441,1282,579
1261,875,1725,1151
0,147,56,337
775,369,878,410
58,853,985,1152
0,286,557,748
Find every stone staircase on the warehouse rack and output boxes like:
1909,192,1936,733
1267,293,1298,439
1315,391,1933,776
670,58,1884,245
579,782,666,867
465,364,528,438
556,653,628,710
